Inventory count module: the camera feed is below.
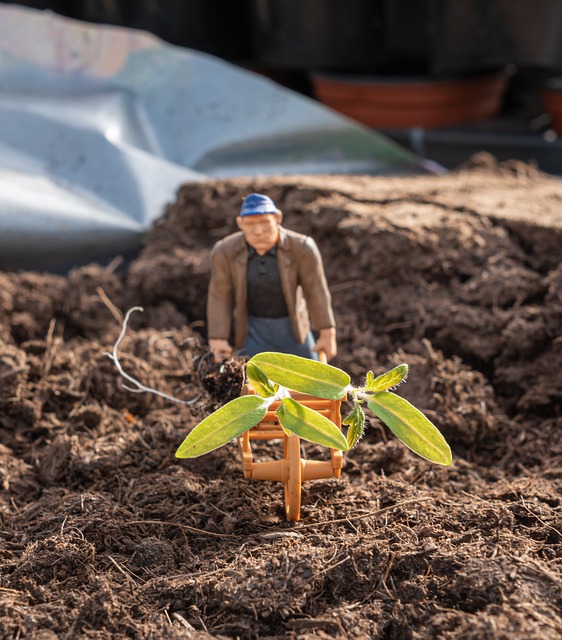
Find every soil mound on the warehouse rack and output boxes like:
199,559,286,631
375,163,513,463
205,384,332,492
1,162,561,638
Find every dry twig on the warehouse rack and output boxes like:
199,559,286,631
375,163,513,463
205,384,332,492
105,306,200,406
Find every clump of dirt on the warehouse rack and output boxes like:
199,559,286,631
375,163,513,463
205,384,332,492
1,161,561,639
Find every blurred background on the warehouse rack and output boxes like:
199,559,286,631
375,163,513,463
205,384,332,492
3,0,562,174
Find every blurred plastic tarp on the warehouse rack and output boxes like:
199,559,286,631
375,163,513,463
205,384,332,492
0,5,431,270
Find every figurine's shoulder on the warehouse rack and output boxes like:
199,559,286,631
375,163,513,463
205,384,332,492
280,227,320,256
212,231,246,257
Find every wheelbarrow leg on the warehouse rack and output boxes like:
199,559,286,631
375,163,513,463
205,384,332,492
283,434,302,521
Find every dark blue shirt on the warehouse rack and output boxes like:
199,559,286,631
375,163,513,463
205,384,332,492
246,245,289,318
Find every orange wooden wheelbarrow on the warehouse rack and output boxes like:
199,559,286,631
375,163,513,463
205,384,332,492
238,354,344,522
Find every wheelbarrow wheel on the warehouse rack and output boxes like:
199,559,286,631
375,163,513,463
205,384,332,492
283,434,302,521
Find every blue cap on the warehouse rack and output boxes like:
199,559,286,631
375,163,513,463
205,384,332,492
240,193,277,217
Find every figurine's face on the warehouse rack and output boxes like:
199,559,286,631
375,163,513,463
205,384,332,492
236,212,282,255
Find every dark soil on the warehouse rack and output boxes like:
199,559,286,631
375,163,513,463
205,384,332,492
1,157,561,639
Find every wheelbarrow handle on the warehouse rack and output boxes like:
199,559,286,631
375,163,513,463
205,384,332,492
318,349,327,364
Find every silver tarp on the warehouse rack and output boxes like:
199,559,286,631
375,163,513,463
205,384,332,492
0,5,431,270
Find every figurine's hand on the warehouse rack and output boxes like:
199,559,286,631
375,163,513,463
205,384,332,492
209,339,232,361
313,327,337,361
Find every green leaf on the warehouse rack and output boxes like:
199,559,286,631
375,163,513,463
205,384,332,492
250,352,350,400
175,395,268,458
343,402,365,448
246,361,278,398
367,392,452,466
366,364,409,392
277,398,348,450
280,424,294,437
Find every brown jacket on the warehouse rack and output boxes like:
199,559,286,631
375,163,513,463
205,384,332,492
207,226,335,349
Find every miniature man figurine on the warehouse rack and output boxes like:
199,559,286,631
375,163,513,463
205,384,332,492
207,193,337,361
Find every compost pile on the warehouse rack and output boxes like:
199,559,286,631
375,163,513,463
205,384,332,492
1,157,561,639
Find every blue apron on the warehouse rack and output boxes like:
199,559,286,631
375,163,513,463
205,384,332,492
239,316,318,360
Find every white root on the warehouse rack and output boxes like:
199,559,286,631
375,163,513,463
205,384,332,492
105,306,200,406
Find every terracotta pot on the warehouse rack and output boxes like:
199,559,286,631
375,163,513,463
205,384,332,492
542,85,562,136
311,72,508,129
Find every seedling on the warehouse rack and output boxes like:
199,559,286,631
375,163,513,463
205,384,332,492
106,308,451,520
176,351,452,466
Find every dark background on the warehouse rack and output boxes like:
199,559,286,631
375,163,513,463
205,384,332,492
3,0,562,174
